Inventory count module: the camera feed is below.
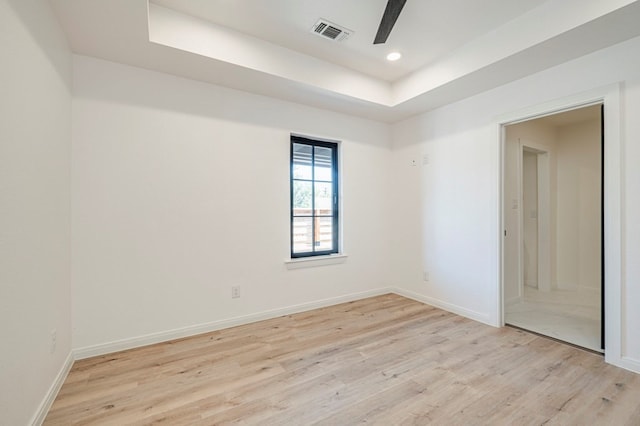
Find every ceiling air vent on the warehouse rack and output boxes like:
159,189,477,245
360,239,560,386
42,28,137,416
311,19,353,42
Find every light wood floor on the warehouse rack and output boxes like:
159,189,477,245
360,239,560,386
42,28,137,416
45,294,640,425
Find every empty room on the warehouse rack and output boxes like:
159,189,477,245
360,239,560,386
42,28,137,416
3,0,640,424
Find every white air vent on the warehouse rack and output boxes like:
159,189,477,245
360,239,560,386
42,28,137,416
311,19,353,42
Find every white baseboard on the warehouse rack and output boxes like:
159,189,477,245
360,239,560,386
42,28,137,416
74,288,393,359
30,351,74,426
619,356,640,374
391,287,493,326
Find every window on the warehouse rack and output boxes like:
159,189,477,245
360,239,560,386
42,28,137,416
290,136,339,258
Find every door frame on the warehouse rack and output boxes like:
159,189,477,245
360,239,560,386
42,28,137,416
520,143,551,293
496,84,626,369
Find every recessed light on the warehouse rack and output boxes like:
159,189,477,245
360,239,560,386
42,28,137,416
386,52,402,61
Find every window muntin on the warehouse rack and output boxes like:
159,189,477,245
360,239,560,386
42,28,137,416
291,136,339,257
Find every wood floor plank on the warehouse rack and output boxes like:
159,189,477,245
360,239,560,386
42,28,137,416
44,294,640,425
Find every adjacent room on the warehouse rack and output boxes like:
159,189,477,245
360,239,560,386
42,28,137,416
2,0,640,424
503,105,604,352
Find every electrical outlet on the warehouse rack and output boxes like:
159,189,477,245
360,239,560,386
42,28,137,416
231,286,240,299
50,329,57,354
423,271,430,282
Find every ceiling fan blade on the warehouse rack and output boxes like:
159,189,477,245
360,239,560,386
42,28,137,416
373,0,407,44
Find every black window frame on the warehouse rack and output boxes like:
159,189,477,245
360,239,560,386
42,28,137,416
290,135,339,258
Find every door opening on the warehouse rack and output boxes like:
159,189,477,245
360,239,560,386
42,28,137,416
502,104,603,352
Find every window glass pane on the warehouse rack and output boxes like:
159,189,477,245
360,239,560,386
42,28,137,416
292,217,313,253
291,137,338,257
314,146,333,182
292,180,312,215
314,182,333,216
315,217,334,251
292,143,312,180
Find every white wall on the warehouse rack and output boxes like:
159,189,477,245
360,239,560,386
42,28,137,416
556,119,601,290
503,122,558,301
391,35,640,371
71,56,392,353
0,0,72,424
390,120,496,323
503,132,522,302
623,68,640,364
504,116,601,293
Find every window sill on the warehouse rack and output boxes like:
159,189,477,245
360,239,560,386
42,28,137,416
285,254,348,269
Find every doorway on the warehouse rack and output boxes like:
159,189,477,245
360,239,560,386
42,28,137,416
502,104,603,352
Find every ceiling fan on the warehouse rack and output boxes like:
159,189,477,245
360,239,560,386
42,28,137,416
373,0,407,44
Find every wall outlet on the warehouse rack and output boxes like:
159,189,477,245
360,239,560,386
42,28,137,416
50,329,57,354
231,286,240,299
423,271,430,282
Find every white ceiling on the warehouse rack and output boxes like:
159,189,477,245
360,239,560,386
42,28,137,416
536,104,602,128
50,0,640,122
151,0,546,82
